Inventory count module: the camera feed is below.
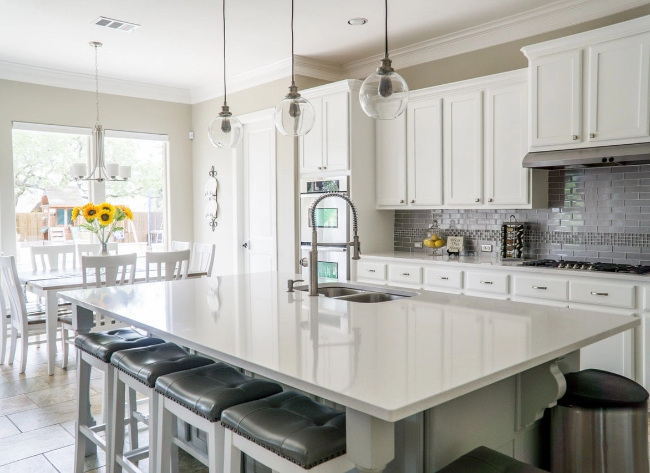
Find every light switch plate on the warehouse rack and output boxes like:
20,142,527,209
481,244,492,252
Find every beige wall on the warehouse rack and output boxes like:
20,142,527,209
400,5,650,90
191,75,328,276
0,79,193,256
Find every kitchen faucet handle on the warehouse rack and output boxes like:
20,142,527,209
287,279,305,292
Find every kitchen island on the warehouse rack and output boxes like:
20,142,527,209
60,272,639,472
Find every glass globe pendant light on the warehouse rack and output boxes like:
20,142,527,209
208,0,243,149
359,0,409,120
274,0,315,136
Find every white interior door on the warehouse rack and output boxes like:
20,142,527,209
239,113,277,274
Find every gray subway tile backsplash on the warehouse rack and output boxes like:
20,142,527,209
393,164,650,263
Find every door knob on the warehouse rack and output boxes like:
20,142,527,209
242,242,248,249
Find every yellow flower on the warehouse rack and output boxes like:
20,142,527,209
116,205,133,220
97,202,115,213
97,206,116,226
82,203,98,220
71,207,80,221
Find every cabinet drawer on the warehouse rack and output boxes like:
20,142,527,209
357,262,386,281
466,272,508,294
389,264,423,285
514,276,568,301
424,268,463,290
570,281,635,309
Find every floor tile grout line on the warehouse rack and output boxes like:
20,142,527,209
43,451,64,473
6,411,23,433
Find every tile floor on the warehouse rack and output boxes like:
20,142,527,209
0,343,208,472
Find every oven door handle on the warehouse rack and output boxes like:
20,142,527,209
301,245,348,252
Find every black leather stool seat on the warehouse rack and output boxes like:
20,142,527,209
75,328,165,363
155,363,283,422
437,447,547,473
221,391,346,470
110,342,214,388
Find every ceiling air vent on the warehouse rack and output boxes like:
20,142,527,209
93,16,140,33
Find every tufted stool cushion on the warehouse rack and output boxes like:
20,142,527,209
221,391,346,470
436,446,547,473
155,363,283,422
110,342,214,387
75,328,165,363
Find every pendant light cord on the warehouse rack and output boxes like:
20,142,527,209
291,0,295,84
384,0,388,59
94,44,100,125
222,0,227,105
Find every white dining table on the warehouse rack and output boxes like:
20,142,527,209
20,267,206,375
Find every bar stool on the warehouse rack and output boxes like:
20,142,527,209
110,342,215,473
221,391,355,472
74,329,166,473
154,363,284,473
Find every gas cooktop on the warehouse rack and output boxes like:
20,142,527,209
520,259,650,275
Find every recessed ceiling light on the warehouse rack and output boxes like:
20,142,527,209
93,16,140,33
348,18,368,26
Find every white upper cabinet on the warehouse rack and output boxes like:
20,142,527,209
485,83,529,206
407,97,443,207
300,90,350,174
523,15,650,151
376,114,407,207
587,33,650,143
529,50,582,147
443,91,483,205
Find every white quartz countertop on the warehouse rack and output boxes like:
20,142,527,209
60,272,638,422
360,251,650,283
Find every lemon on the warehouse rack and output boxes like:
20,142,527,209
423,239,436,248
434,239,445,248
430,234,439,241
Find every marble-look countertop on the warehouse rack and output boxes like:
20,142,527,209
60,272,638,422
360,251,650,283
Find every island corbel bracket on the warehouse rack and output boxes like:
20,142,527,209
515,359,567,430
346,408,395,472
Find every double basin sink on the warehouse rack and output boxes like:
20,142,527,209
295,282,417,303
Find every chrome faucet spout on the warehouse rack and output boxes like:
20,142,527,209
308,193,361,296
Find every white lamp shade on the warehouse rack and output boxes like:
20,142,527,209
204,199,218,219
274,96,315,136
208,114,244,149
71,163,87,178
359,70,409,120
105,163,120,177
118,166,131,179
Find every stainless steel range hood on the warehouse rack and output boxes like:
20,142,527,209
522,143,650,169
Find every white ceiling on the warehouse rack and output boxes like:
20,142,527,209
0,0,646,103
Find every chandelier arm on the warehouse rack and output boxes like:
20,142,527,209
222,0,227,106
291,0,295,85
384,0,388,59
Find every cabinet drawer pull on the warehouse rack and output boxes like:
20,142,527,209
572,135,578,140
532,286,547,290
401,273,410,276
438,276,449,280
480,281,493,285
410,200,415,203
475,198,480,202
589,133,596,139
400,200,405,204
366,269,376,273
591,291,608,296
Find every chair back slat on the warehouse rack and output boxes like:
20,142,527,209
30,245,76,271
0,256,28,331
171,241,191,251
145,250,190,282
81,254,137,288
191,243,215,276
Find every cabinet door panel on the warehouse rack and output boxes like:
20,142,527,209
300,97,323,173
588,33,650,142
485,83,529,205
376,114,407,207
443,91,483,205
323,92,350,171
530,50,582,147
407,98,443,206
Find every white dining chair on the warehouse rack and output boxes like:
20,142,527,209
145,250,190,282
81,253,137,289
0,255,66,373
170,240,191,251
191,243,215,277
76,242,118,263
30,244,77,271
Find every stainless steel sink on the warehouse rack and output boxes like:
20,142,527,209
295,283,417,303
333,292,407,303
316,287,367,298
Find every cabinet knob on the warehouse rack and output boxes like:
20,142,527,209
318,166,322,170
400,200,405,204
410,200,415,203
589,133,596,138
323,166,327,169
488,198,493,202
475,198,480,203
401,273,410,276
572,135,578,140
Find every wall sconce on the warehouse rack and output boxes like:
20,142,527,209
204,166,218,231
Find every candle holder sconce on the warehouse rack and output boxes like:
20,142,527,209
204,166,219,231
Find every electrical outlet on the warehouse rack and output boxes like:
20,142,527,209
481,244,492,252
414,242,423,249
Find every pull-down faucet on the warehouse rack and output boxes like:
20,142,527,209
308,192,360,296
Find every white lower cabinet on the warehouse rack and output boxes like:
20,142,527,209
570,281,635,309
389,264,423,286
513,276,568,302
466,271,508,297
424,268,463,292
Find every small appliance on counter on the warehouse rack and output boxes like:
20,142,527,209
500,215,524,260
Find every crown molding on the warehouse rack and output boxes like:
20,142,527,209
0,59,192,103
342,0,649,79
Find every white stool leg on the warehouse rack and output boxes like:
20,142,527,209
74,352,91,473
111,371,126,473
156,398,173,473
149,390,160,473
61,326,69,369
8,326,17,365
207,422,223,473
127,387,138,449
0,319,7,365
223,429,241,473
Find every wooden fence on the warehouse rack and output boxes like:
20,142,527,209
16,212,164,244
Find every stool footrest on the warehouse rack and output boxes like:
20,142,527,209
172,436,209,465
79,425,107,451
124,446,149,462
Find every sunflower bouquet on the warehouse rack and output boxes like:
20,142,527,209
72,202,133,254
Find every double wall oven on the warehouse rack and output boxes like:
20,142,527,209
299,176,350,282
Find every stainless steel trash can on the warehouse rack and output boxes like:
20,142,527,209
551,369,649,473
